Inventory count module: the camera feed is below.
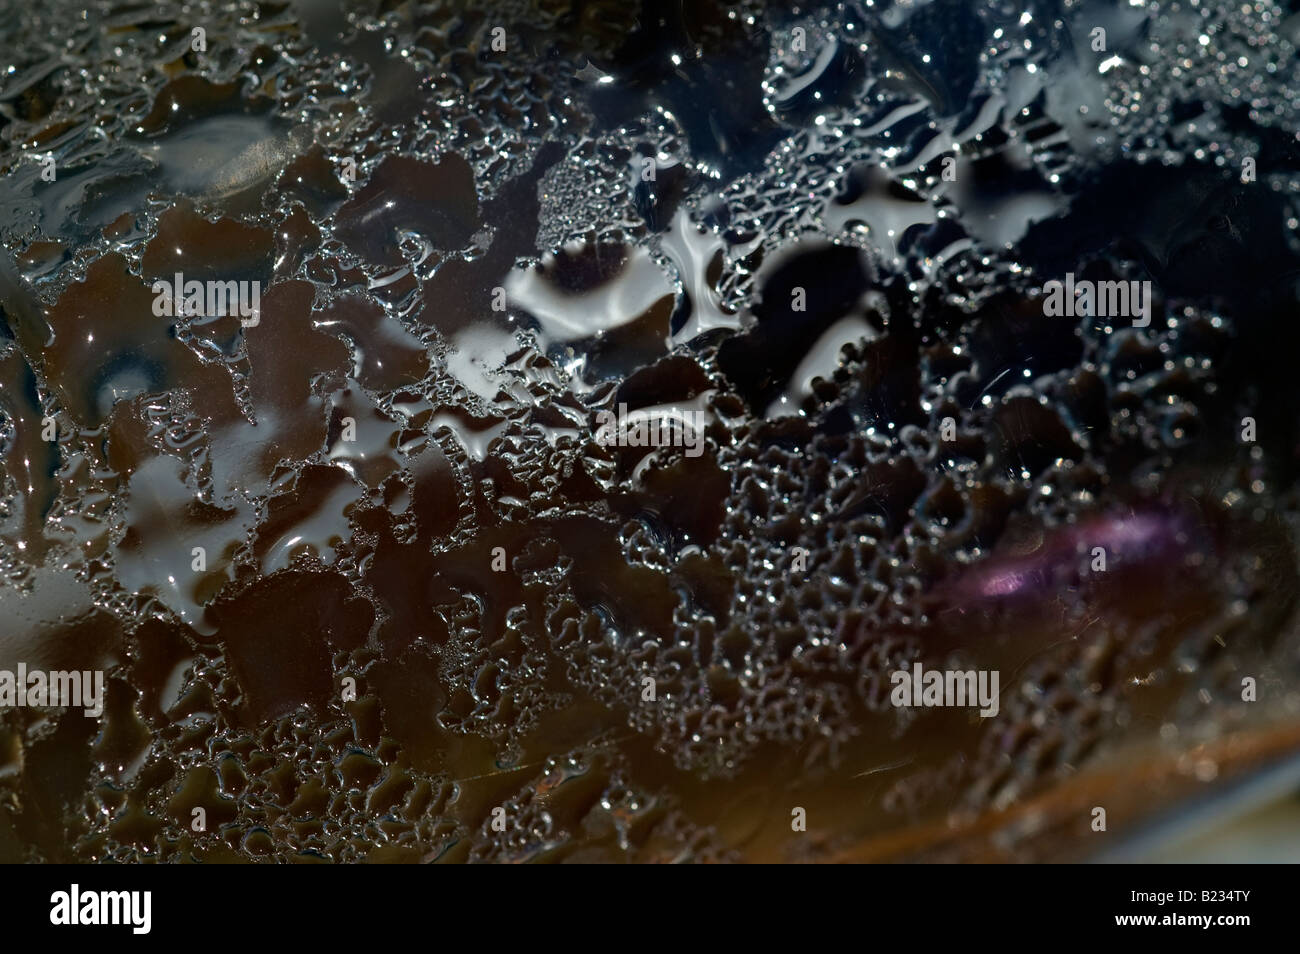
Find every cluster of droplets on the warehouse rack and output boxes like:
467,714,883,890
1,0,1299,862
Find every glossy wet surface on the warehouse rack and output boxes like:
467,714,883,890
2,0,1300,862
